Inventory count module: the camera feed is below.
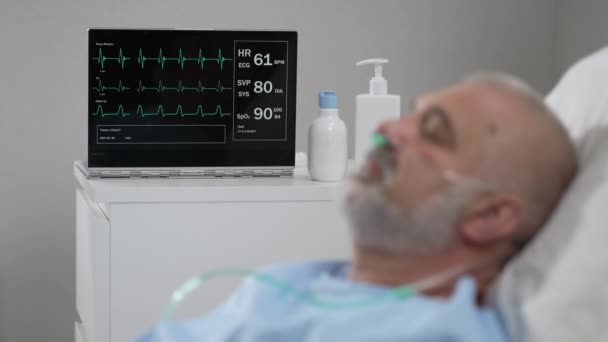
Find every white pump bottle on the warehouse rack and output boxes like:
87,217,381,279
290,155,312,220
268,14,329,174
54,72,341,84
354,58,401,168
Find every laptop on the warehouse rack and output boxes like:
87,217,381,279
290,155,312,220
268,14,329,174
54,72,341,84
83,29,297,178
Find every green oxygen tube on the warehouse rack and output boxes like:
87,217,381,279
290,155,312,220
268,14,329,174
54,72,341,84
162,268,415,320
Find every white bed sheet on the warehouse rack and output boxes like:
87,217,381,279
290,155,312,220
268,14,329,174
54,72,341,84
494,46,608,342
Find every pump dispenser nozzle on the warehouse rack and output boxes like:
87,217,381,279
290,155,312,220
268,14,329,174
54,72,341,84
356,58,389,95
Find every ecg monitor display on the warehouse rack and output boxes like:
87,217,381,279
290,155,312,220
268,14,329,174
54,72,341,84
88,29,297,168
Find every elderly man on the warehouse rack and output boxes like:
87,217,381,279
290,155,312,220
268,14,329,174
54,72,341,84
138,73,578,342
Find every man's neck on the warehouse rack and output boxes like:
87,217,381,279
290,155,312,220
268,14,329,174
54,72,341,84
349,245,502,299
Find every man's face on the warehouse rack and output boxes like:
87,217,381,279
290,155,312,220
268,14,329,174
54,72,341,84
345,82,498,254
377,83,493,209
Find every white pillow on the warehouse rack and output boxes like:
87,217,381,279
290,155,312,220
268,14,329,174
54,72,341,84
494,46,608,342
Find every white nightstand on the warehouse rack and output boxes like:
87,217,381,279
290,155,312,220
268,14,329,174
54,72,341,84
74,161,351,342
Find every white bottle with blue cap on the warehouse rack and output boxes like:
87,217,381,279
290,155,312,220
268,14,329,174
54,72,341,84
308,91,347,181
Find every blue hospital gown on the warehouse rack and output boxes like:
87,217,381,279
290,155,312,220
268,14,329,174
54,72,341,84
137,261,508,342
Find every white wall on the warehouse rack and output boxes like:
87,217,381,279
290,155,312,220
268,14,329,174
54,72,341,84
555,0,608,75
0,0,556,341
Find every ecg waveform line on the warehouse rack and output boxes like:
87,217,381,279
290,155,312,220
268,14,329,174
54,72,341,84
91,48,233,70
91,80,131,93
137,48,232,71
91,80,232,94
136,80,232,93
91,104,232,118
90,48,131,69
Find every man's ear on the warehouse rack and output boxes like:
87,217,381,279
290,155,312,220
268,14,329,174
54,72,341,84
459,194,521,246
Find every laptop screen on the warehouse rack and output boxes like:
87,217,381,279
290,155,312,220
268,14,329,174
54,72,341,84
88,29,297,168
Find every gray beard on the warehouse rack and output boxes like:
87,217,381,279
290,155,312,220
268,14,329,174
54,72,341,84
343,178,484,255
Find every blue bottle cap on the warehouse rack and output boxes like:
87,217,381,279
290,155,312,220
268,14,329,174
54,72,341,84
319,91,338,109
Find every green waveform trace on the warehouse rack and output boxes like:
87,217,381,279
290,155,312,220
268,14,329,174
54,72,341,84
137,48,232,70
91,80,232,94
136,80,232,93
91,48,233,70
91,79,131,93
91,104,232,118
91,48,131,69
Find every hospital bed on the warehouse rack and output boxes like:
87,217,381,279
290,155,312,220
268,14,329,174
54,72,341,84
494,46,608,342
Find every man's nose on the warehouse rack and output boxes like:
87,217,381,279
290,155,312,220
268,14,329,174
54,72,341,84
377,116,416,147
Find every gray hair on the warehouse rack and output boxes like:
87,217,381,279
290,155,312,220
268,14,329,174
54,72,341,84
465,72,554,122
